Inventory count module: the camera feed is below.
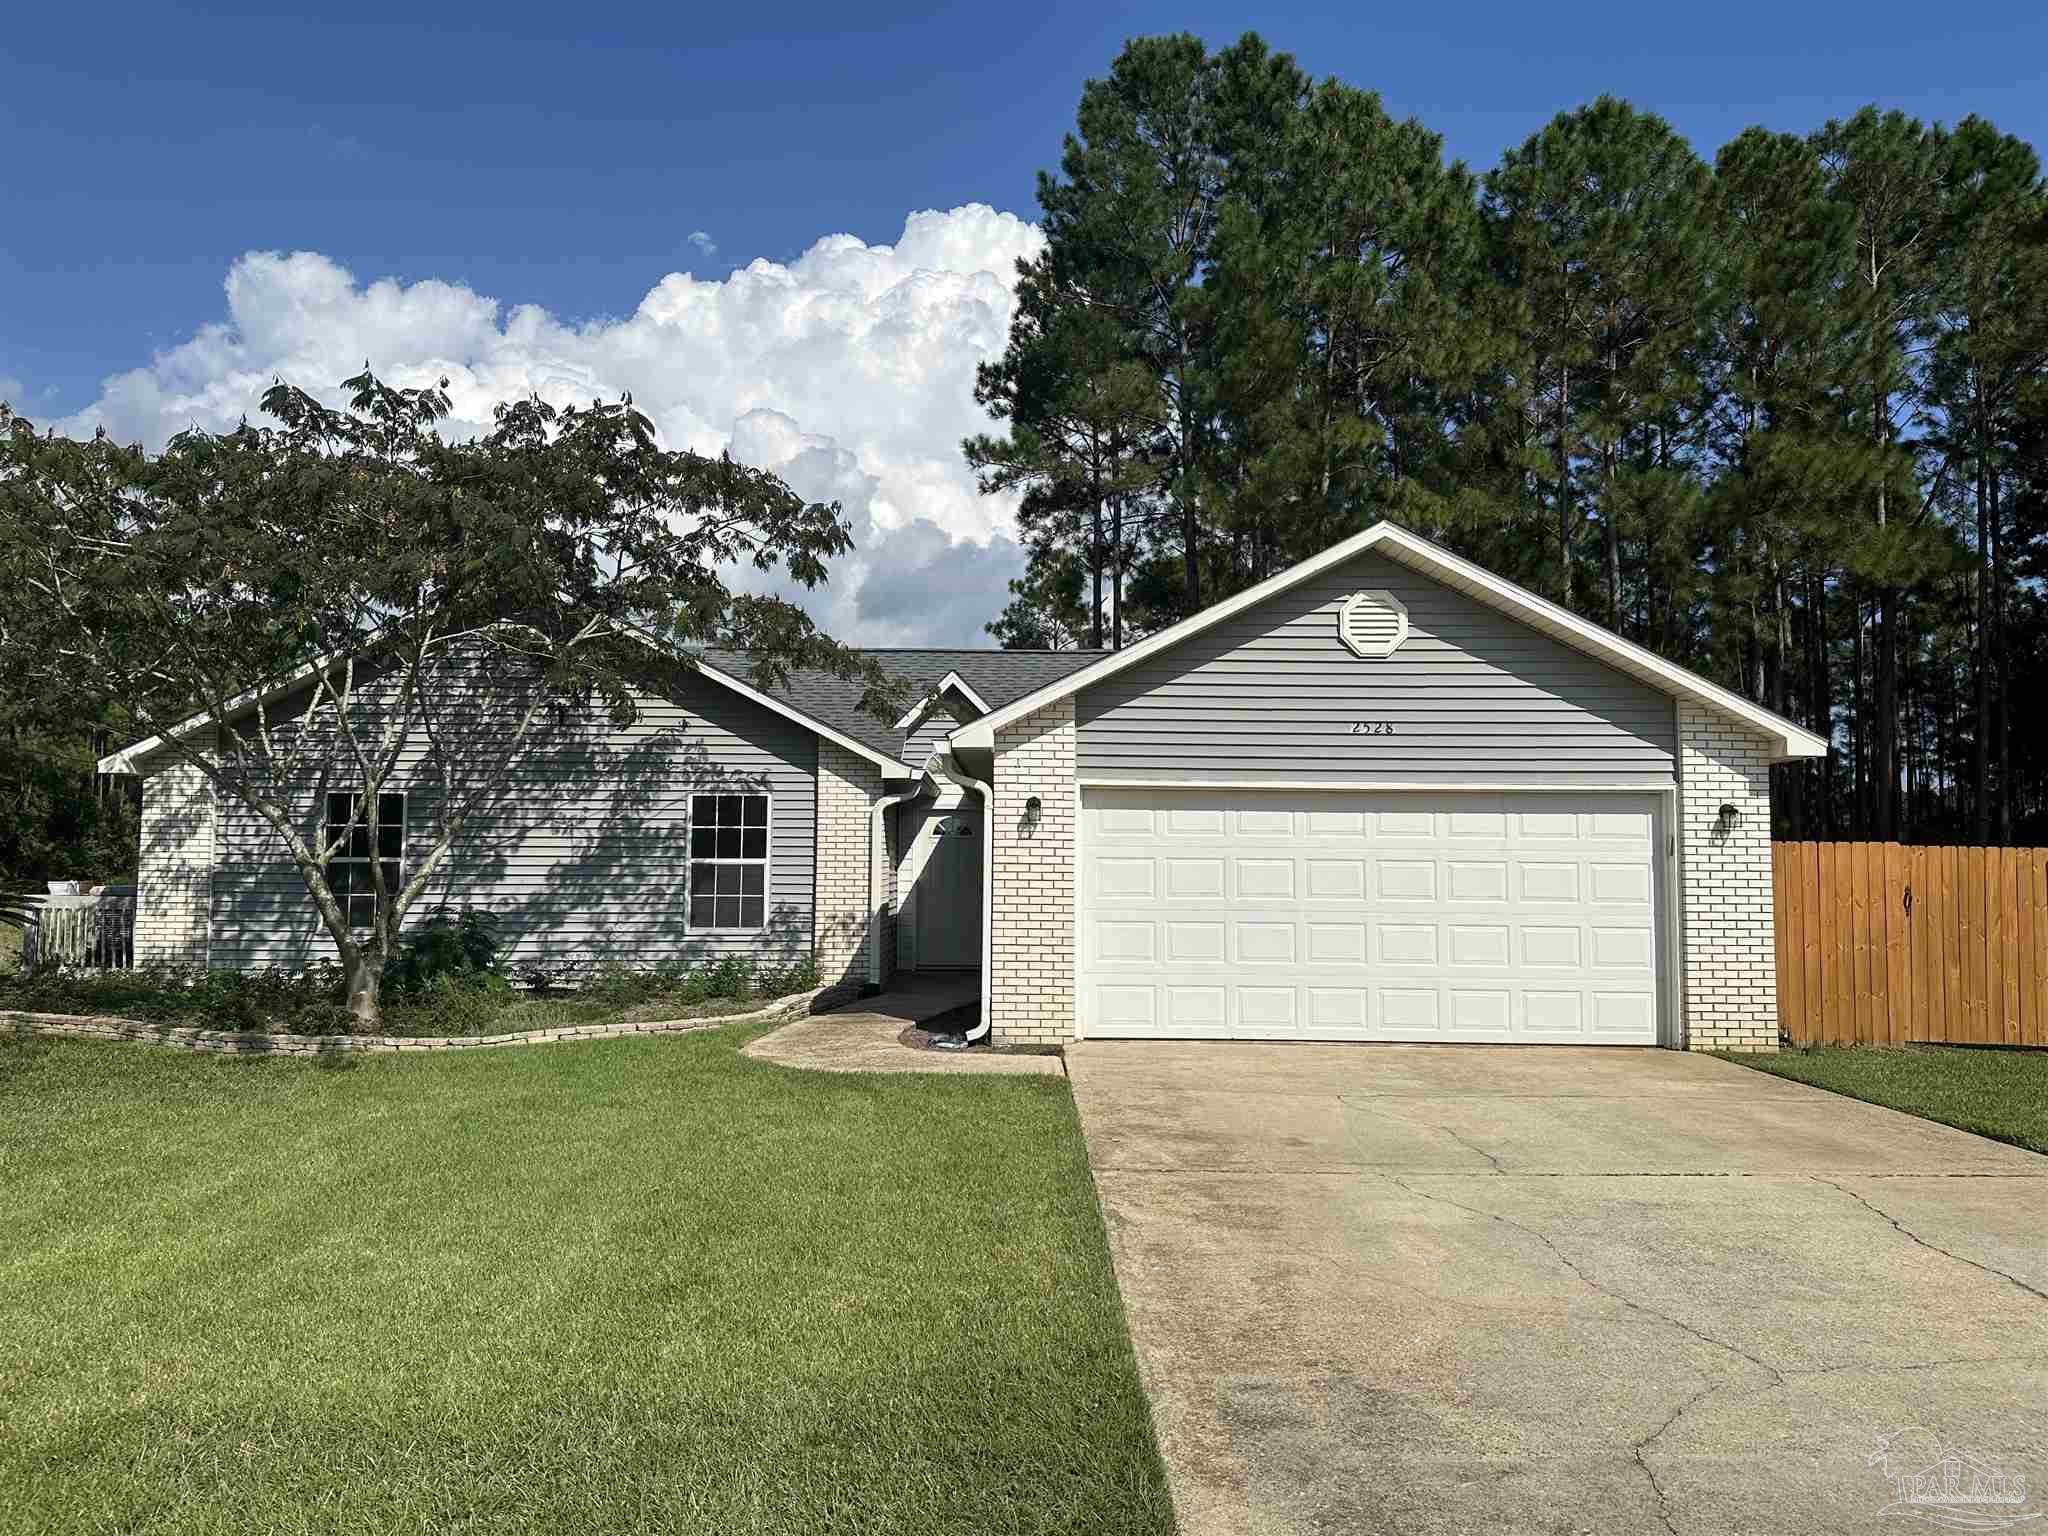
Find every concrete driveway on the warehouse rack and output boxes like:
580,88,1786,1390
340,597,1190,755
1067,1043,2048,1536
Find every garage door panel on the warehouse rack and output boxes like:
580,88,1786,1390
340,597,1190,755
1307,923,1367,964
1080,788,1664,1044
1235,860,1295,899
1307,860,1366,899
1236,922,1296,963
1164,922,1227,962
1376,860,1438,901
1593,991,1657,1037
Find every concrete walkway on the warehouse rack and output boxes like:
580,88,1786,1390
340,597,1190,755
742,973,1063,1076
1068,1041,2048,1536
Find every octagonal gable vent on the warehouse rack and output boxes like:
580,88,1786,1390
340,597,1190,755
1338,589,1409,658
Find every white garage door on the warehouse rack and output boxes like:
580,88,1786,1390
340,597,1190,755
1079,788,1665,1043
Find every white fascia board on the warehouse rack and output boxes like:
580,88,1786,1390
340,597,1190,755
963,520,1828,764
98,656,345,775
949,717,994,752
891,671,992,731
685,655,913,778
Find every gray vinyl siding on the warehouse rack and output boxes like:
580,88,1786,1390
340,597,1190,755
1076,551,1677,785
207,666,816,974
902,694,974,771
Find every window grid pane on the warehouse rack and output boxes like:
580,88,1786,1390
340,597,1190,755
687,793,769,930
324,792,405,930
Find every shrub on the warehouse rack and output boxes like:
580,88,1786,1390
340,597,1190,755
0,963,344,1032
757,955,820,997
386,909,500,995
381,972,515,1038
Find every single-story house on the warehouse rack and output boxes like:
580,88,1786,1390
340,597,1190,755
104,522,1824,1051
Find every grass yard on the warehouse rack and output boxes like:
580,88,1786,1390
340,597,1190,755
0,1023,1173,1535
1725,1043,2048,1155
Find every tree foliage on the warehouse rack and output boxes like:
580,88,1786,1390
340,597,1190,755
0,371,897,1024
974,32,2048,844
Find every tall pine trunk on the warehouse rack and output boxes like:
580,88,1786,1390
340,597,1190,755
1111,493,1125,651
1089,471,1105,650
1973,444,1992,845
1995,468,2010,843
1555,366,1572,604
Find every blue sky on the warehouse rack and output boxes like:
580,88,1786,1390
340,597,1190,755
6,1,2043,416
4,2,2043,642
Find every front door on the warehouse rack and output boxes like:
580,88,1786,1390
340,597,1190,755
911,807,982,968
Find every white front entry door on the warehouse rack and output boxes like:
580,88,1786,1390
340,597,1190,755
910,806,983,968
1078,788,1663,1043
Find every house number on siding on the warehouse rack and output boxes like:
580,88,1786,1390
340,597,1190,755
1350,721,1396,736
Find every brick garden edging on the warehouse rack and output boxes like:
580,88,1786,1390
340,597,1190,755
0,986,834,1057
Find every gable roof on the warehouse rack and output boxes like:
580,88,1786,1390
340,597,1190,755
949,521,1829,763
893,671,993,730
98,635,1103,780
705,647,1101,765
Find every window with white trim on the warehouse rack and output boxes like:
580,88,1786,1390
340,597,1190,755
689,793,769,930
324,792,405,929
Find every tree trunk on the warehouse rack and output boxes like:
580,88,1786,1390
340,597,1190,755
1178,352,1202,614
1851,603,1867,839
1556,367,1572,605
345,952,382,1034
1993,465,2009,844
1875,593,1896,839
1973,450,1992,845
1603,445,1621,632
1089,474,1105,651
1111,495,1125,651
1808,569,1833,838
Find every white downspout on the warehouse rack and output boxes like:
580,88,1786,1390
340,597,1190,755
870,779,929,987
928,750,994,1044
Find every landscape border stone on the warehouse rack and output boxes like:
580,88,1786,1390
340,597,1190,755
0,986,832,1057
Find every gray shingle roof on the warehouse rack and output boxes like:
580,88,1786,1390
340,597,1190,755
699,647,1102,765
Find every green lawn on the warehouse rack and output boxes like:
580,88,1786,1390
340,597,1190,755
0,1024,1173,1535
1725,1044,2048,1155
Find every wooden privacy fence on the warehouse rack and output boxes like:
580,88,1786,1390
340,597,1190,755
1772,842,2048,1047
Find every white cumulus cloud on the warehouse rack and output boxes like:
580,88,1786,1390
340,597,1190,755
686,230,717,258
51,205,1046,645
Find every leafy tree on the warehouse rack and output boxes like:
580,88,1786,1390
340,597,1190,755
0,373,897,1028
1926,117,2048,840
1205,74,1489,574
1481,97,1721,624
1031,33,1232,616
986,545,1092,650
1815,108,1955,838
966,264,1162,650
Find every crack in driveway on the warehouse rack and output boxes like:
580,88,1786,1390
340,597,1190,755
1384,1174,1787,1384
1812,1176,2048,1303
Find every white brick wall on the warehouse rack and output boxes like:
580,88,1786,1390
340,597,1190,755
1677,701,1779,1052
988,699,1076,1044
133,731,217,968
813,742,887,1000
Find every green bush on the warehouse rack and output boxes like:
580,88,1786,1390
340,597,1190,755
0,939,820,1037
385,909,500,995
381,972,516,1037
575,953,816,1009
0,963,343,1031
